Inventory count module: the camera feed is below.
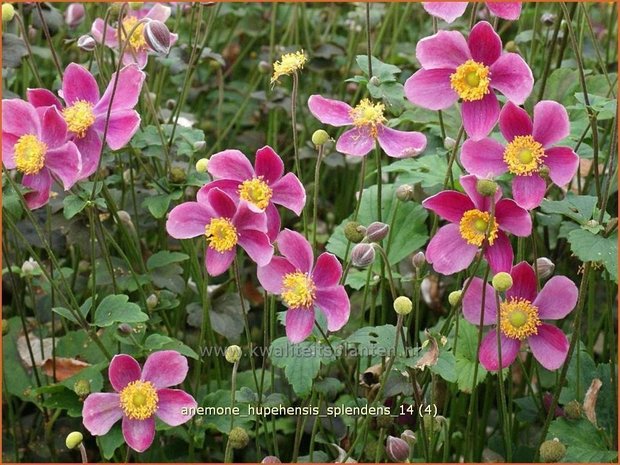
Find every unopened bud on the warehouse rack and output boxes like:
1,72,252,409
564,400,582,419
225,345,242,363
228,426,249,449
169,166,186,184
117,323,133,335
401,429,417,446
258,61,272,74
65,3,85,28
193,140,206,152
492,272,513,292
351,243,376,268
117,210,132,226
146,294,158,310
385,436,410,462
539,439,566,463
443,136,456,150
166,98,176,110
476,178,498,197
311,129,330,146
73,379,91,397
369,76,380,86
448,290,462,307
539,164,550,178
412,251,426,269
2,3,15,22
261,457,281,464
195,158,209,173
21,259,38,275
77,35,96,52
144,20,172,55
541,12,556,26
504,40,518,53
65,431,83,450
396,184,414,202
536,257,555,280
344,221,365,243
366,221,389,242
393,296,413,315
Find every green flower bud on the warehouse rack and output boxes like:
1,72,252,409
476,178,498,197
448,290,462,307
65,431,83,449
195,158,210,173
412,251,426,269
129,2,144,10
564,400,582,419
401,429,417,446
492,272,513,292
228,426,250,449
311,129,330,146
393,296,413,315
539,439,566,463
2,4,15,22
344,221,365,243
146,294,158,310
73,379,91,397
375,414,393,429
369,76,381,86
396,184,414,202
443,136,456,150
225,345,242,364
169,167,187,184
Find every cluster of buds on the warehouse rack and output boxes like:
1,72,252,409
347,221,390,269
385,430,416,462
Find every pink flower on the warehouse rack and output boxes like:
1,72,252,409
461,101,579,210
422,2,522,23
404,21,533,141
199,146,306,241
27,63,145,179
462,262,578,371
166,188,274,276
65,3,86,28
2,99,81,209
422,175,531,275
257,229,350,344
307,95,427,158
91,4,178,68
82,351,197,453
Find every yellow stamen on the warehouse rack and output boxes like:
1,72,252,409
120,15,146,50
450,59,491,101
459,209,498,247
119,380,158,420
349,98,386,138
14,134,47,175
205,218,238,253
271,50,307,84
503,135,546,176
62,100,96,138
238,177,273,211
281,271,316,309
499,297,541,340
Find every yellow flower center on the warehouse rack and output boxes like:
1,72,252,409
349,98,387,138
450,59,491,101
62,100,96,138
271,50,307,84
459,209,498,247
14,134,47,175
281,272,316,309
238,177,273,211
503,135,546,176
205,218,238,253
499,297,541,340
119,380,158,420
120,15,146,50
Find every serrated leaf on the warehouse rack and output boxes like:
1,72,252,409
452,319,488,392
94,294,149,327
548,417,617,462
143,334,198,359
568,230,617,282
63,195,88,219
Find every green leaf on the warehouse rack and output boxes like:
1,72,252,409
2,33,28,69
452,319,488,393
63,195,89,220
200,389,255,433
568,230,617,282
97,425,125,460
540,194,598,224
146,251,190,270
52,307,79,324
382,153,462,190
356,55,401,82
548,417,617,462
144,334,199,359
94,294,149,327
143,194,172,219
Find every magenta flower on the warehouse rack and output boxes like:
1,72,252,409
257,229,350,343
422,175,531,275
462,262,578,371
198,146,305,241
404,21,533,141
91,4,178,68
166,188,274,276
83,351,197,453
422,2,522,23
27,63,145,179
307,95,427,158
2,100,81,209
461,101,579,210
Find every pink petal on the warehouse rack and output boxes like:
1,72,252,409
27,88,62,109
462,92,500,141
155,388,197,426
276,229,314,273
545,146,579,187
462,277,498,326
91,18,118,47
254,145,284,184
40,106,68,149
46,144,82,190
22,170,52,210
499,101,533,142
421,2,468,23
489,53,533,105
122,48,149,69
145,3,172,21
460,173,502,212
108,354,141,392
532,100,570,147
315,286,350,332
270,172,306,215
495,199,532,236
166,202,212,239
377,126,427,158
2,133,18,169
142,350,188,389
468,21,502,66
205,247,235,276
422,190,474,223
533,276,578,320
484,231,513,274
206,187,237,219
74,128,103,179
233,200,267,233
336,127,375,157
285,307,315,343
460,138,507,178
2,99,40,137
208,149,254,182
512,174,546,210
506,261,537,302
528,324,569,370
479,330,520,371
62,63,100,105
486,2,522,20
265,202,281,242
95,109,140,151
426,224,478,275
238,230,274,267
95,65,145,114
196,179,239,205
82,393,122,436
415,30,471,69
307,95,353,127
312,253,343,288
122,417,155,453
257,257,296,294
404,69,458,111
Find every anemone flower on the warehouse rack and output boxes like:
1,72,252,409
461,101,579,210
422,174,531,275
198,146,305,241
27,63,144,179
462,262,578,371
82,351,197,452
91,3,178,68
257,229,350,343
404,21,533,140
2,99,81,209
422,2,522,23
308,95,427,158
166,188,274,276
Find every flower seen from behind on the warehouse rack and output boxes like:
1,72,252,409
422,2,522,23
